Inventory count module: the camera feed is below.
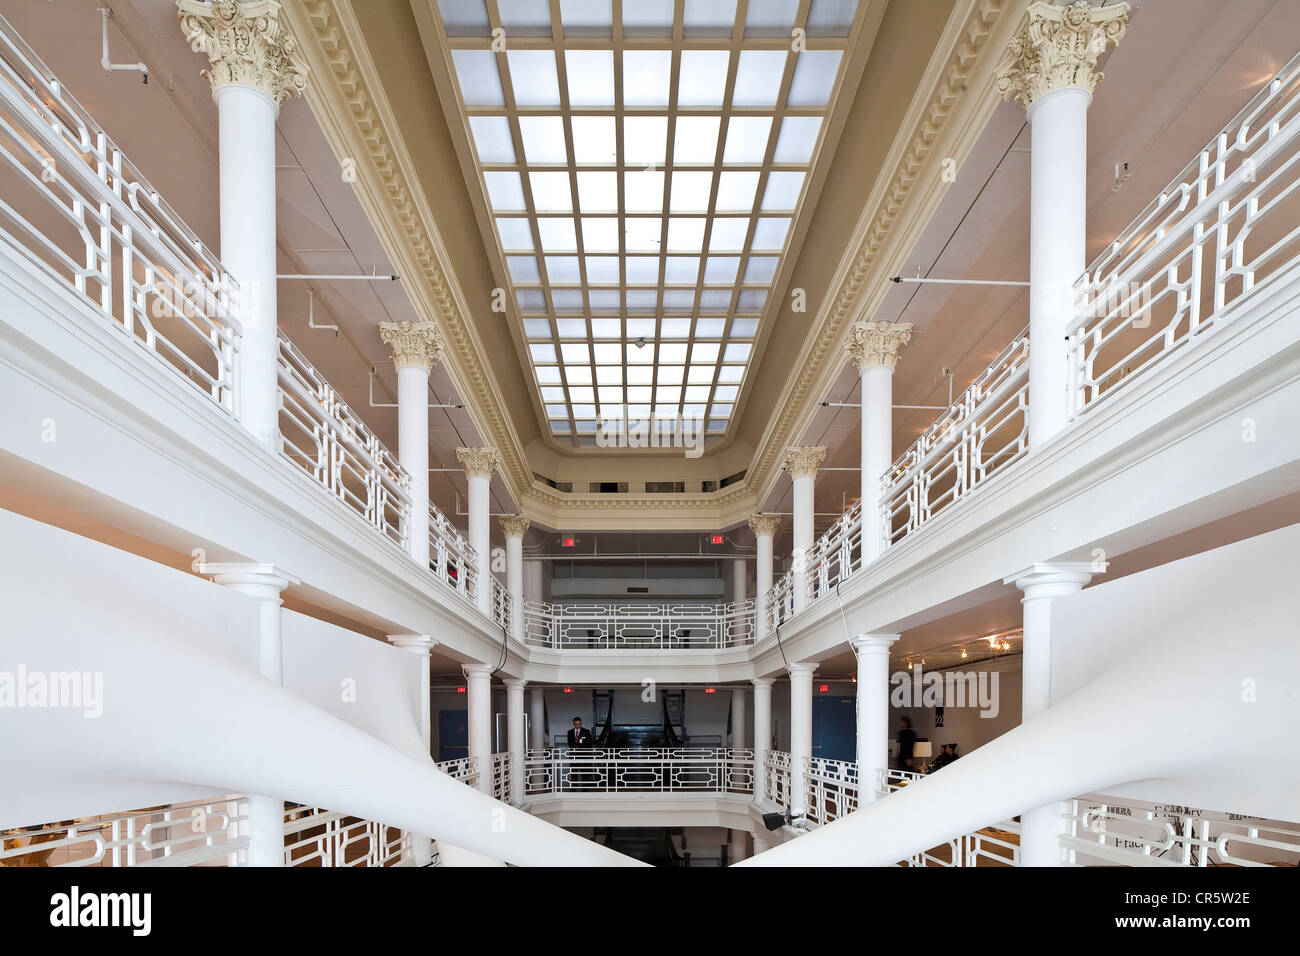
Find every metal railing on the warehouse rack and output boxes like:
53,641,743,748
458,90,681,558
283,804,408,867
490,576,511,634
763,749,793,810
430,505,477,601
436,755,480,789
523,600,756,649
523,748,754,795
804,756,860,826
0,797,249,867
490,752,511,801
1069,50,1300,418
766,503,864,631
0,14,239,413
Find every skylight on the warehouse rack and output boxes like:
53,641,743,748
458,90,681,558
437,0,859,447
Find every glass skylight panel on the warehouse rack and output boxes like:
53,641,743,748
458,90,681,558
664,256,700,283
508,256,541,282
518,116,568,163
627,343,655,364
623,116,668,165
745,257,779,283
704,257,739,284
439,0,491,36
715,171,760,212
751,216,791,250
670,171,714,212
661,317,692,337
733,51,788,106
677,51,731,106
517,289,547,310
708,218,749,252
552,289,586,311
498,0,552,35
556,317,588,337
585,255,620,282
576,171,618,212
762,171,806,210
745,0,800,36
469,116,516,163
683,0,737,35
507,51,561,106
453,51,505,105
731,317,759,337
529,172,573,211
530,344,558,363
525,318,552,338
807,0,859,36
666,217,706,252
546,256,582,283
561,343,591,364
560,0,614,35
570,117,617,164
537,366,563,384
591,318,622,339
623,51,672,107
695,318,726,336
483,171,526,209
788,51,844,107
622,0,674,35
674,116,722,164
687,365,714,384
717,365,744,383
774,116,823,163
724,343,753,362
624,171,665,211
626,289,658,311
588,289,620,310
536,217,578,251
737,289,767,311
582,218,620,252
624,257,658,283
722,116,774,164
627,318,656,338
662,289,696,311
625,219,662,253
496,217,534,250
563,51,616,108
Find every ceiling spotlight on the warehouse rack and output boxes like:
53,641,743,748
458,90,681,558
961,648,968,659
634,336,647,348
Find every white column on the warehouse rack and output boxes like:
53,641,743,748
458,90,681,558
457,448,500,615
528,686,546,750
787,662,816,818
784,448,825,614
748,514,780,641
852,633,899,803
464,664,494,796
381,323,444,567
504,678,526,805
499,515,529,642
178,1,306,450
200,562,299,867
389,634,437,865
846,323,912,563
730,686,746,749
752,677,773,802
1005,561,1096,866
997,2,1129,447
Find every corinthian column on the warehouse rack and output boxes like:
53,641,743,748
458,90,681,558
996,1,1129,447
456,447,501,614
380,322,444,568
783,446,826,614
845,321,911,565
748,513,781,641
178,0,307,449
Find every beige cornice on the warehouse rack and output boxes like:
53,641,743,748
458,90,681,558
284,0,1025,530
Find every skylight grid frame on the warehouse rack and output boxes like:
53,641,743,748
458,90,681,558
436,0,860,447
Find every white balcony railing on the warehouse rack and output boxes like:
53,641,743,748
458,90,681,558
0,15,239,414
490,752,511,801
763,749,793,809
524,600,756,650
490,576,511,634
523,748,754,795
1069,50,1300,418
436,755,480,789
804,756,861,826
766,502,864,632
283,804,408,867
430,505,477,601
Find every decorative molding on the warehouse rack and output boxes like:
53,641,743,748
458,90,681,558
177,0,308,107
995,1,1130,111
783,446,828,479
379,321,444,371
747,513,782,538
456,446,501,479
846,321,914,371
498,514,531,537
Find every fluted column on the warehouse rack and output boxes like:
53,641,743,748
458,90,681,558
178,0,306,449
498,515,529,642
380,322,444,567
846,322,912,564
783,447,826,614
751,677,773,802
997,0,1129,447
504,678,526,805
748,514,780,640
464,663,494,796
200,561,299,866
788,663,816,819
852,633,899,803
388,634,437,865
1006,561,1096,865
456,447,501,615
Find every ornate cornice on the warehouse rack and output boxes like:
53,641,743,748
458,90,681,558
846,321,914,371
379,321,444,371
783,446,827,479
177,0,308,107
498,514,530,537
747,513,782,538
456,446,501,479
995,1,1130,111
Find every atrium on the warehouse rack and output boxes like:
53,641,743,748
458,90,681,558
1,0,1298,891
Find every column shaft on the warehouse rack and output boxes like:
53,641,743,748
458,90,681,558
506,679,525,804
465,665,493,795
853,634,899,803
467,474,491,614
396,364,430,566
788,664,815,817
752,678,772,802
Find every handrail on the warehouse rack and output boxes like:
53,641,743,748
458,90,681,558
523,747,754,794
523,599,756,649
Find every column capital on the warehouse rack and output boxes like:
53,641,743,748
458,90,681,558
787,662,818,678
177,0,308,108
388,634,437,656
783,446,827,479
379,321,444,372
747,513,782,538
845,321,913,371
498,514,531,538
995,1,1130,112
198,561,299,594
502,677,526,689
456,446,501,478
751,676,775,690
851,633,900,654
462,663,493,680
1004,560,1099,597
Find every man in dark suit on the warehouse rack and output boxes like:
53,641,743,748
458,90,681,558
567,717,593,748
